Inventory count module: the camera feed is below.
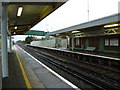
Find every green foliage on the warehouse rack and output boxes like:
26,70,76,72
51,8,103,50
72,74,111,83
25,36,34,44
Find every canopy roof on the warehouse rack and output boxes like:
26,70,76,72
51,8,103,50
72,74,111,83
48,13,120,37
2,0,68,35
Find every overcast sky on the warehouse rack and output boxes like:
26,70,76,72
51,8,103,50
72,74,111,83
13,0,120,42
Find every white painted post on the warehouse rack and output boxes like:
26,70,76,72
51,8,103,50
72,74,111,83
9,36,12,53
1,3,8,78
72,37,74,50
0,1,2,89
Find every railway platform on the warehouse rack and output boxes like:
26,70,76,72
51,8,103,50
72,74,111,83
70,49,120,59
2,45,77,89
2,51,27,89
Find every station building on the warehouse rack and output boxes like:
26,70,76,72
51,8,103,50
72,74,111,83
48,13,120,54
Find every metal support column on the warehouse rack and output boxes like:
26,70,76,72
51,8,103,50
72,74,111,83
7,36,12,53
85,38,89,49
1,4,8,78
9,36,12,53
0,1,2,89
67,37,70,48
99,38,104,52
72,37,74,50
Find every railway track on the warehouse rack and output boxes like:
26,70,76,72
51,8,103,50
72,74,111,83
30,46,120,77
19,45,120,90
39,47,120,73
28,45,120,82
49,50,120,81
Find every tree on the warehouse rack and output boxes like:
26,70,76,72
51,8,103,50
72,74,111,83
25,36,34,44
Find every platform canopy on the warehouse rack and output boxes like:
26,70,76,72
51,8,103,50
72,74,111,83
2,0,68,35
48,13,120,38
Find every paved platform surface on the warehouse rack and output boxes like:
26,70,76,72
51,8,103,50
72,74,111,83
2,51,27,89
71,50,120,59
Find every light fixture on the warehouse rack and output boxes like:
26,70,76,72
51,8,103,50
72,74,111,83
14,32,16,34
72,31,80,33
17,7,23,16
15,26,17,29
56,34,59,36
104,24,119,28
66,36,69,38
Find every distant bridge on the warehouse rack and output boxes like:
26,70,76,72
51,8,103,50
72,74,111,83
24,30,49,36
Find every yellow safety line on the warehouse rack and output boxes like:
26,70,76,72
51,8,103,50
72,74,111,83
15,48,32,89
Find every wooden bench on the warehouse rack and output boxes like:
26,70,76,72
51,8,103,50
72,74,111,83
85,47,96,51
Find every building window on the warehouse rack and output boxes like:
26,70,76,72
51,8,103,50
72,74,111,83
105,38,119,46
105,39,109,46
110,38,119,46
